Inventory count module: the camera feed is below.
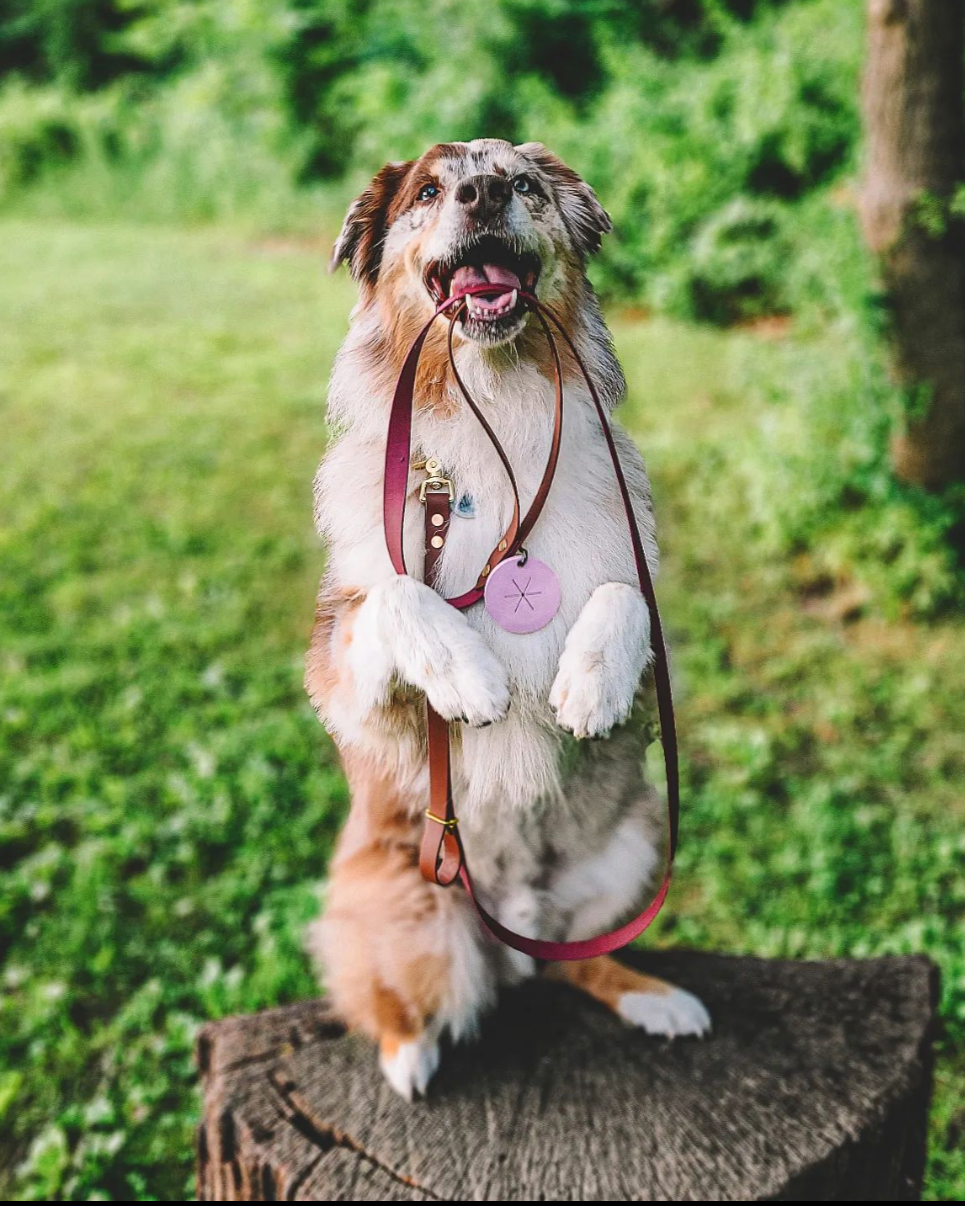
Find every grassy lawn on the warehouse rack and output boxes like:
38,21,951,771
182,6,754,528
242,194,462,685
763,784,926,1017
1,220,962,1200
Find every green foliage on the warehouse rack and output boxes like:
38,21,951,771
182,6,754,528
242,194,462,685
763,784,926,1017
746,194,965,619
617,312,965,1200
0,222,353,1199
0,79,82,193
1,221,963,1201
0,0,860,314
682,197,792,322
0,0,326,225
0,0,142,89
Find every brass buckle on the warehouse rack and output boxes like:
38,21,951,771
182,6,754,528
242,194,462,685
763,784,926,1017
425,809,458,830
417,455,455,502
420,476,455,502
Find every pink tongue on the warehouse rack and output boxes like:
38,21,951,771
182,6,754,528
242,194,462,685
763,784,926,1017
451,262,521,305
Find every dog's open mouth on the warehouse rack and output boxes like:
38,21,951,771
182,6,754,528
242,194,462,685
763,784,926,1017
425,236,540,343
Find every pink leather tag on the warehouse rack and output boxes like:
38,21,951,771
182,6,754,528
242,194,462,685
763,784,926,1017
484,555,561,634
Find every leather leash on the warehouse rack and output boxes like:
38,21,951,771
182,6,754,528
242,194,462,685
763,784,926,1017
383,284,678,961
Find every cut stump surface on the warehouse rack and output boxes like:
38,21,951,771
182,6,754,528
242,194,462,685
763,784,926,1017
197,950,938,1201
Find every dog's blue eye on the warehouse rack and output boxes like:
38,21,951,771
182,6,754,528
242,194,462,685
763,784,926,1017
513,176,532,194
418,183,439,202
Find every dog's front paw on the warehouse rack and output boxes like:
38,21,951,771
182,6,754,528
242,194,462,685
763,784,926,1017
422,646,511,728
377,577,510,727
550,655,633,738
550,583,651,738
618,986,711,1038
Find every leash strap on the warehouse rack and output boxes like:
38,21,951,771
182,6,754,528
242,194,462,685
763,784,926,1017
385,296,564,606
385,285,678,961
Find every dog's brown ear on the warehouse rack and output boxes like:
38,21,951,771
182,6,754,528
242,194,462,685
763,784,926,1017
330,160,414,283
516,142,612,258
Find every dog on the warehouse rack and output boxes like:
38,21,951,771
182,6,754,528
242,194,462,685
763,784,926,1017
305,138,710,1101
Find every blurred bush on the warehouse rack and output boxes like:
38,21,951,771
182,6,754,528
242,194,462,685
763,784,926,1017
1,0,962,617
0,0,858,312
0,0,960,617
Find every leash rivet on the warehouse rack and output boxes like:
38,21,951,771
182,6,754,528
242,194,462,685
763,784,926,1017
481,565,490,576
430,534,444,549
431,513,444,527
498,539,507,551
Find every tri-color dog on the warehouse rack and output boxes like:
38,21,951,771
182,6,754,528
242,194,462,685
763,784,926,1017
306,138,710,1101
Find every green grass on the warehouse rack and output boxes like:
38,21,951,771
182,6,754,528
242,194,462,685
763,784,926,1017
1,220,962,1200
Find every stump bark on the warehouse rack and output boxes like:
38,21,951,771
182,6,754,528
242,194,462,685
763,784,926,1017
197,950,938,1202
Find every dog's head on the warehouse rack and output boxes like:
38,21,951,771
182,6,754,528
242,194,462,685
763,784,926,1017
331,138,611,347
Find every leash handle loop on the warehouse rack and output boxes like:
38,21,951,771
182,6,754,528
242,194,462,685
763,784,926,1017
385,285,679,960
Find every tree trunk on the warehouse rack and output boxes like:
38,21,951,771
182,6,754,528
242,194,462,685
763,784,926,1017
196,951,938,1202
860,0,965,489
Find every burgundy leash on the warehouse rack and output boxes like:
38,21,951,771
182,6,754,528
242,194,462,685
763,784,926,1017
383,285,678,961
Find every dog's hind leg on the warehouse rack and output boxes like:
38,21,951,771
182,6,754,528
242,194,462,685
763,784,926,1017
544,955,710,1038
307,754,497,1100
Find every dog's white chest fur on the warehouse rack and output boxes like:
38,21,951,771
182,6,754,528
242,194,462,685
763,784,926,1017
317,348,657,812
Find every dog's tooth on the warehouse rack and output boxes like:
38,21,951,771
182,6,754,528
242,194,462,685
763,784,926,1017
508,288,518,309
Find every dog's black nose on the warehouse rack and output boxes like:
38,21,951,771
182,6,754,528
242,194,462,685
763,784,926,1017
455,174,512,222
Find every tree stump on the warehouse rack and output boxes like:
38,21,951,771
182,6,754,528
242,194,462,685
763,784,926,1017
197,951,938,1202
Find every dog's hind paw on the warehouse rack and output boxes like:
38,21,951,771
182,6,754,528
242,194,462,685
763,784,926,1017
617,986,711,1038
379,1031,441,1101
